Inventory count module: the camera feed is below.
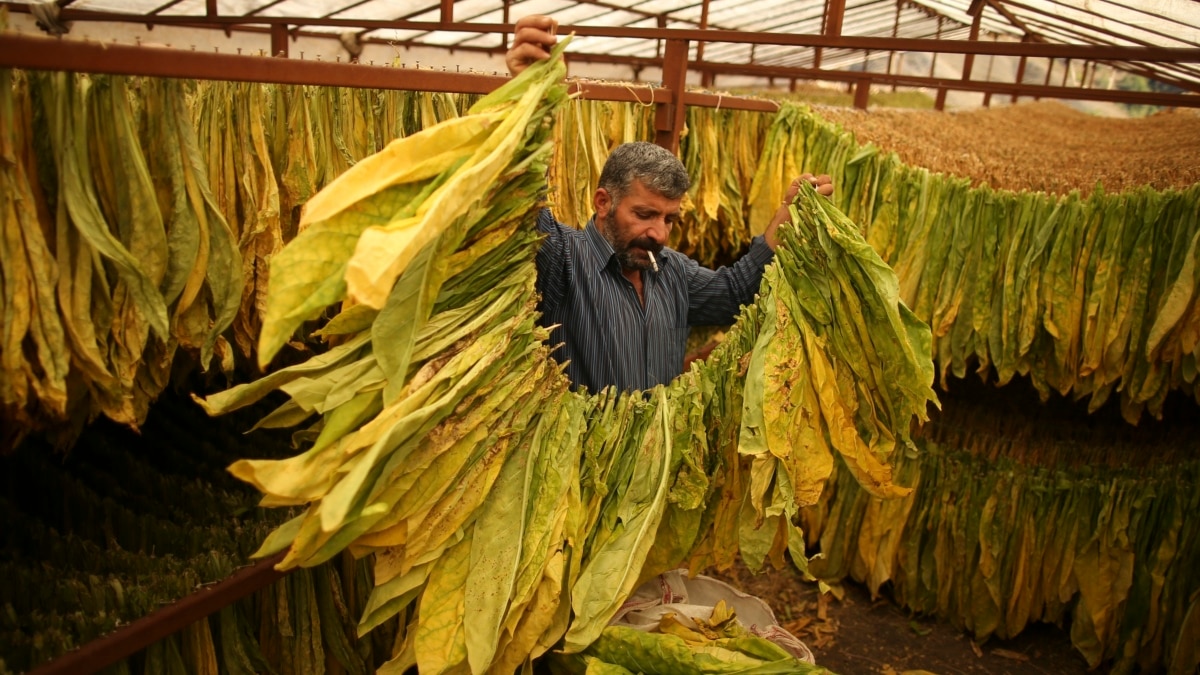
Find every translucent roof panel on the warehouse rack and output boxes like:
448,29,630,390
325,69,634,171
6,0,1198,88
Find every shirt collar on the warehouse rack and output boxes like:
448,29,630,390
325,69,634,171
584,216,619,275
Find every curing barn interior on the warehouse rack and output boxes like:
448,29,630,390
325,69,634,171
1,1,1198,674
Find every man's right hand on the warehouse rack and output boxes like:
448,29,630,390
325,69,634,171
506,15,558,77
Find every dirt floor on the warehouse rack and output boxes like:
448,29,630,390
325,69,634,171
704,560,1097,675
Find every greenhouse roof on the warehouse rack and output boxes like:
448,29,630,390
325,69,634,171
5,0,1200,92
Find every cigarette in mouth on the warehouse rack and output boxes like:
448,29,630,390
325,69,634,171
648,250,659,272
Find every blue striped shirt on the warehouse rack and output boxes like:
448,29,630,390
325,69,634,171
535,208,774,393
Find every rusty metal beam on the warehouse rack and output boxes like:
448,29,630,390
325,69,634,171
0,32,510,91
697,0,711,87
75,13,1197,100
1039,55,1054,99
887,0,900,91
983,33,997,106
929,15,943,78
655,38,689,154
270,22,288,57
0,33,676,103
3,29,1196,110
685,59,1200,108
30,7,1200,62
501,0,510,49
682,90,777,113
962,6,982,81
823,0,846,37
854,77,871,109
28,553,288,675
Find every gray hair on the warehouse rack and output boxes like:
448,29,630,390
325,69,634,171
597,142,690,205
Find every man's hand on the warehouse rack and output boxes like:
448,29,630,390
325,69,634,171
764,173,833,249
507,15,558,77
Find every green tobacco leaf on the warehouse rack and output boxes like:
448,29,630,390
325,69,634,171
414,527,472,674
374,235,445,406
566,389,673,652
43,72,170,338
464,413,538,673
196,332,370,415
257,179,430,367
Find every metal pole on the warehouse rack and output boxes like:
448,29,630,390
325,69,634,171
29,554,288,675
655,38,690,153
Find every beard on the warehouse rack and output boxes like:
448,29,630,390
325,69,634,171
599,212,664,271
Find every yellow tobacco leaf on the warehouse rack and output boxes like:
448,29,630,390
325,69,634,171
803,325,911,499
415,527,473,674
300,113,498,228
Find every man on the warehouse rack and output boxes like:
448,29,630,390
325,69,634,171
509,16,833,393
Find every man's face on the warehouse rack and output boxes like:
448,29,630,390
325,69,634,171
594,179,681,271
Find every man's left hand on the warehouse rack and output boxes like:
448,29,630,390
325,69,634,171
764,173,834,249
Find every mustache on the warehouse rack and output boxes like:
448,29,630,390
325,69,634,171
628,238,663,254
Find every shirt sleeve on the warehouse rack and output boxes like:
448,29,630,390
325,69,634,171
685,235,775,326
535,207,571,314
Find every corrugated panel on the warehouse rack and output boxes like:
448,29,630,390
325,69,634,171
5,0,1197,86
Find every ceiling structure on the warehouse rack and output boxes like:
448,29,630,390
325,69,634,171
3,0,1200,108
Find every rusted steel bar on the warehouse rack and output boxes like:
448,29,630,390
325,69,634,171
823,0,846,38
0,33,682,104
5,33,1193,109
270,22,288,57
0,33,510,92
854,77,871,109
28,552,288,675
655,38,690,153
1013,53,1028,103
962,7,982,81
682,91,778,112
14,5,1200,62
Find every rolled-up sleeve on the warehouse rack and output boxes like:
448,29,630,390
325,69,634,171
685,236,775,326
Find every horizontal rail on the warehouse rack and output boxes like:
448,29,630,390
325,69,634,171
0,33,679,104
692,60,1200,107
28,552,288,675
0,33,509,93
16,5,1200,62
